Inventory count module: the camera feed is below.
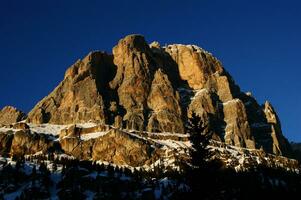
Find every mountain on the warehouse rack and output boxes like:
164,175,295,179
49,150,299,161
23,34,291,155
1,34,300,200
0,34,296,167
0,106,26,125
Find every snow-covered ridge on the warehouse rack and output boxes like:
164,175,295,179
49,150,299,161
0,123,102,136
163,44,214,57
0,122,299,173
190,89,208,101
178,87,209,102
222,98,241,105
0,127,18,133
28,123,68,136
80,131,110,141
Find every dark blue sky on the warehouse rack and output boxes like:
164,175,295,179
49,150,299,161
0,0,300,141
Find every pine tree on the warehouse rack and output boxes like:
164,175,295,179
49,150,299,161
32,165,37,177
186,113,212,168
185,113,213,199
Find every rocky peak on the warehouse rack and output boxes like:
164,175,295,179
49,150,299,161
163,44,240,102
263,101,292,155
264,101,279,124
27,51,115,124
0,106,27,125
109,34,155,130
115,34,150,52
22,34,292,156
149,41,161,49
164,44,223,90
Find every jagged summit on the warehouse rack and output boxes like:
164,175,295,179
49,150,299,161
0,34,292,157
0,106,27,125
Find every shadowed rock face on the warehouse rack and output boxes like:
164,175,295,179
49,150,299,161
3,34,289,156
0,132,14,155
263,101,292,155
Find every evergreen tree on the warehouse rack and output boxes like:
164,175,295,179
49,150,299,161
185,113,213,199
186,113,212,169
31,165,37,178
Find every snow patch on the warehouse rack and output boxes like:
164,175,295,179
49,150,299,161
222,99,241,105
28,123,68,136
77,122,97,128
191,89,208,101
80,131,110,141
0,127,18,133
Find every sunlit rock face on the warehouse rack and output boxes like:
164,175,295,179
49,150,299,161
0,34,289,156
0,106,27,125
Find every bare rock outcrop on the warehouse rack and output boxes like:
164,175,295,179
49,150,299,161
263,101,292,155
27,51,115,124
0,132,14,155
0,106,27,125
4,34,291,157
92,129,158,166
164,44,223,90
10,130,55,156
187,89,223,141
223,99,255,149
147,69,184,133
109,34,154,130
60,128,159,167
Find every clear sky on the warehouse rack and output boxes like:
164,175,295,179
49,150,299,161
0,0,300,141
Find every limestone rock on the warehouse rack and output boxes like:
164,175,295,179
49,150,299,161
110,34,154,130
12,122,30,130
59,124,109,139
188,89,216,119
147,69,184,133
114,115,123,128
0,106,27,125
0,132,14,155
10,130,54,156
59,128,159,166
188,89,222,141
223,99,255,149
59,125,81,139
149,41,161,49
27,51,115,124
13,34,292,157
92,129,157,166
263,101,292,155
60,137,81,156
164,44,224,90
216,76,234,102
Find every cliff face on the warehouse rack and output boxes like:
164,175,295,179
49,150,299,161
0,34,291,156
0,106,26,125
27,51,115,125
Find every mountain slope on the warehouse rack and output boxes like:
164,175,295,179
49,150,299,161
21,34,290,156
0,34,294,168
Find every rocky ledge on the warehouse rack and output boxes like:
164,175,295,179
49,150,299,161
0,122,299,172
